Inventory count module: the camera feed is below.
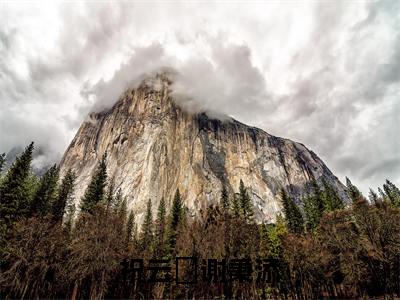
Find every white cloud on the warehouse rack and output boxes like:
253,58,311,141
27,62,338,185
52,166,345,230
0,0,399,194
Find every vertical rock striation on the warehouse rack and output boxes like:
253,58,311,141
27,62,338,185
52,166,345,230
60,74,348,223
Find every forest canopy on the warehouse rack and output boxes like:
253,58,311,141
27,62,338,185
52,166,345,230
0,143,399,299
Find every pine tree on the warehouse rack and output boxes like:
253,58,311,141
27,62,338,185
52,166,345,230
80,153,108,213
383,179,400,207
170,189,183,230
141,199,153,251
30,164,59,217
105,177,115,212
302,180,325,231
312,179,325,211
166,189,183,257
281,189,304,234
0,142,34,224
232,193,241,217
321,179,344,211
154,197,166,257
238,179,253,220
368,188,380,205
220,185,230,211
346,177,363,203
52,169,76,223
125,210,135,246
378,187,388,202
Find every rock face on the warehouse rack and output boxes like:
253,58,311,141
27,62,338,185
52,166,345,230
60,74,348,224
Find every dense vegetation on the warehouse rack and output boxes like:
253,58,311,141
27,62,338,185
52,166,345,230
0,143,399,299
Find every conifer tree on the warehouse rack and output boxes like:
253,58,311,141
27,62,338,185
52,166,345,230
238,179,253,220
141,199,153,251
378,187,388,202
132,222,138,245
281,189,304,234
311,179,325,210
80,153,108,213
368,188,379,205
302,180,326,231
170,189,183,230
125,210,135,246
166,189,183,256
30,164,59,217
0,142,34,224
383,179,400,207
346,177,363,203
154,197,166,257
303,197,320,231
105,177,115,212
321,179,344,211
220,185,230,211
52,169,76,223
232,193,241,217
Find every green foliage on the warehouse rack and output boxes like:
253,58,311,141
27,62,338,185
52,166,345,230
0,142,35,225
2,141,400,299
260,214,288,259
378,187,388,202
346,177,363,203
281,189,304,234
30,164,59,217
220,184,229,211
156,197,166,227
321,179,344,211
383,179,400,207
368,188,379,205
52,169,76,223
232,193,241,217
303,180,325,231
166,189,183,257
238,179,254,220
268,215,288,257
105,177,116,212
125,210,135,246
0,148,399,300
170,189,183,230
80,153,108,213
140,199,153,252
154,197,166,257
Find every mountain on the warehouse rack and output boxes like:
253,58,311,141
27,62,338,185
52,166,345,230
60,73,348,223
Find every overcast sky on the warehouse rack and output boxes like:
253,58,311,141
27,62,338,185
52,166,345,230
0,0,399,194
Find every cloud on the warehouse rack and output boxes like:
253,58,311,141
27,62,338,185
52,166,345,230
0,1,399,195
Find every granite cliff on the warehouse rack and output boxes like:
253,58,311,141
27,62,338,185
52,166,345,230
60,74,348,223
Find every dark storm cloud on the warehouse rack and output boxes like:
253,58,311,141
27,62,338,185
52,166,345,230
0,1,399,193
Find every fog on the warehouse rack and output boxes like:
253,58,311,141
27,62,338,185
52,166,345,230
0,1,399,194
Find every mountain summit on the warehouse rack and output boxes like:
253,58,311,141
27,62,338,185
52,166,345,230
60,73,347,223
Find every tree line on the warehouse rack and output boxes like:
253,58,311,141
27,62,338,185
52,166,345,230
0,142,399,299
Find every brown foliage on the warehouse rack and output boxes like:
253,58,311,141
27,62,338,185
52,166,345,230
66,205,126,299
0,217,68,298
